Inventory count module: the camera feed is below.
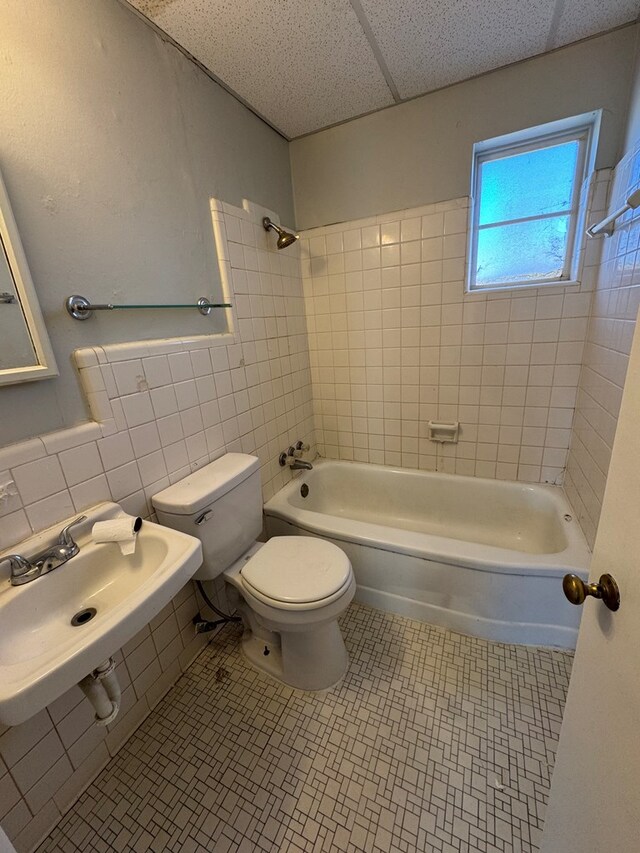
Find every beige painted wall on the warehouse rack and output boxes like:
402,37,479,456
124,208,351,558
0,0,293,445
290,26,638,230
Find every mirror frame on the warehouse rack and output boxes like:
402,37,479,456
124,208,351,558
0,168,58,385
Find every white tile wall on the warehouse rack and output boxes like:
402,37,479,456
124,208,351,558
565,144,640,547
0,197,314,851
300,191,601,484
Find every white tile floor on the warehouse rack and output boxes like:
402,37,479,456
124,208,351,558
38,603,572,853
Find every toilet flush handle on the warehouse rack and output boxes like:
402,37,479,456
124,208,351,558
195,510,213,525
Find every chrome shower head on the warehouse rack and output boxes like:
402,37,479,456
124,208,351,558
263,217,299,250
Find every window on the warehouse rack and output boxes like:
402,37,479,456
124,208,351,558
467,112,600,292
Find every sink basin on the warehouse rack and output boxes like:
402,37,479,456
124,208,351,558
0,502,203,726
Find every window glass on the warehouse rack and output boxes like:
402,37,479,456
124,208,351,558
475,217,570,286
478,141,579,225
467,115,598,292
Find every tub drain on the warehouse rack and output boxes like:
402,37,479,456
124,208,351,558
70,607,97,627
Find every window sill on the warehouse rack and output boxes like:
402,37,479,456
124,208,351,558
467,279,580,295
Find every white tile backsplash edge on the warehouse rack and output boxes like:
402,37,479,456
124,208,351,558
300,196,469,238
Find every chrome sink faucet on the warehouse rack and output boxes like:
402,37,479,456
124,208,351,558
1,515,86,586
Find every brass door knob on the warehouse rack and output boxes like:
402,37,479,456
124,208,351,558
562,573,620,612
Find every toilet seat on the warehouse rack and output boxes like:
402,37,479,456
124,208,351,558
240,536,352,611
241,572,353,611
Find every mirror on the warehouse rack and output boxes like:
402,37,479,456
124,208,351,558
0,168,57,385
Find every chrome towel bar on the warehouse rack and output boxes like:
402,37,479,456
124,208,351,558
65,294,230,320
586,188,640,238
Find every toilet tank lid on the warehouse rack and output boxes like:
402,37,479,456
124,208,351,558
152,453,260,515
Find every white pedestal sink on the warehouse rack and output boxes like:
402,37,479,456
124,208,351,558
0,502,203,726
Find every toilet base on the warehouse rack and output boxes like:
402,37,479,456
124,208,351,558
240,619,350,691
224,545,355,692
241,632,284,683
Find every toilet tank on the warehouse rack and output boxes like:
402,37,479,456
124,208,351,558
152,454,262,580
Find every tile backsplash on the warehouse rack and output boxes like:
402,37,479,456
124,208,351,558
0,198,313,555
0,197,314,851
565,140,640,547
300,186,605,484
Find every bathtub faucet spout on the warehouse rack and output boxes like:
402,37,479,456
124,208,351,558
290,458,313,470
279,452,313,470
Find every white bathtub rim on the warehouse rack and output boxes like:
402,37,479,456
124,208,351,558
285,457,580,517
267,515,583,649
264,511,589,584
265,459,590,576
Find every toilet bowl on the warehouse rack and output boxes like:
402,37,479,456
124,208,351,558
225,538,355,690
152,453,355,691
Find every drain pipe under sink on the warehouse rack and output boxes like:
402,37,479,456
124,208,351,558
78,657,121,726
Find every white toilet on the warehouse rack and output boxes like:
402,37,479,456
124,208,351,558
152,453,355,691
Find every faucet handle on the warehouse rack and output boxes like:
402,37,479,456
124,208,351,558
58,515,87,550
293,441,310,457
1,554,32,575
2,554,39,585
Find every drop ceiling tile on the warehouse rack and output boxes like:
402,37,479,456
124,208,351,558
359,0,558,100
550,0,639,48
129,0,394,137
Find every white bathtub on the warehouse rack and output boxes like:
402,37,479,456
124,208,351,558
264,459,590,648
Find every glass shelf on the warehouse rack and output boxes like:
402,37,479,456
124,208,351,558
65,295,230,320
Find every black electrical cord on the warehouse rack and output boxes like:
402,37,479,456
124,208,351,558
196,580,241,623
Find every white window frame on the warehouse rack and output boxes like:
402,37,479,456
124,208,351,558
467,111,601,293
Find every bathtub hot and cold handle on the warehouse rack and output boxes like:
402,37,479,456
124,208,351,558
279,441,312,470
563,573,620,612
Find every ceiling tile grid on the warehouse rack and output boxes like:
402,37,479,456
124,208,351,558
358,0,558,99
130,0,394,138
127,0,640,137
551,0,640,47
